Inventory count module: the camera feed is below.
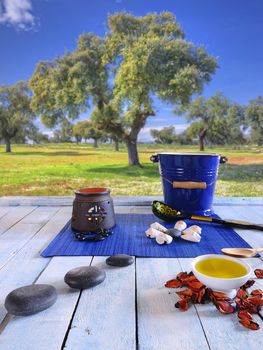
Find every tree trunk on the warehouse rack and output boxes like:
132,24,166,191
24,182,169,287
93,139,98,148
199,128,208,151
114,139,119,152
125,138,141,166
5,138,11,153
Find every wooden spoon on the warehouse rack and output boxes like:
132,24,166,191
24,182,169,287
221,247,263,258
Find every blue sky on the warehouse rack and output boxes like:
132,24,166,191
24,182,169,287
0,0,262,140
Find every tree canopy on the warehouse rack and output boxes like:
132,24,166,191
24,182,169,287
30,11,217,165
72,120,104,147
245,96,263,145
150,126,176,144
176,93,245,150
0,81,35,152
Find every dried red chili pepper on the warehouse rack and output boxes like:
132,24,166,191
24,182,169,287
197,287,206,304
239,319,259,330
175,297,191,311
247,296,263,306
177,271,188,281
241,280,255,289
254,269,263,279
210,291,231,301
251,289,263,296
184,280,205,292
236,288,248,299
176,289,193,300
165,279,182,289
214,301,235,314
237,310,253,320
181,275,198,283
239,299,259,314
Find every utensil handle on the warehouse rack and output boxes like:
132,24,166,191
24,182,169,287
172,181,207,189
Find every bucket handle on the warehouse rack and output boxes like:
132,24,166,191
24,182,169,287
150,154,159,163
173,181,207,189
220,156,228,164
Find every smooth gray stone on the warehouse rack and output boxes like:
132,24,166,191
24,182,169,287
106,254,134,267
166,228,182,238
64,266,106,289
5,284,57,316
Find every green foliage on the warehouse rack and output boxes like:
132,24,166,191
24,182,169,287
52,118,73,143
245,96,263,145
72,120,105,146
0,81,35,152
30,11,217,164
150,126,177,144
177,93,245,149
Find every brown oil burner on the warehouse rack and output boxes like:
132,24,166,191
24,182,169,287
71,188,115,232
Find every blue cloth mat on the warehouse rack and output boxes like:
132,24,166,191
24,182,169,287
41,213,255,258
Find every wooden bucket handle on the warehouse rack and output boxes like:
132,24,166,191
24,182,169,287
172,181,207,189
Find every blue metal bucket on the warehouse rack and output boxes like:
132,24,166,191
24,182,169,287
150,153,227,216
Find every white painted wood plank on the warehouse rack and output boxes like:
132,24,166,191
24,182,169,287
0,206,36,235
0,206,60,270
0,196,262,207
21,206,61,224
0,207,11,219
215,206,263,256
136,258,209,350
64,256,136,350
0,257,93,350
179,258,263,350
0,207,72,324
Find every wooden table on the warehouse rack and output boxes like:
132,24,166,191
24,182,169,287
0,196,262,350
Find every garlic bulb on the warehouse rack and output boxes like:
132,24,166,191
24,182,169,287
174,220,187,231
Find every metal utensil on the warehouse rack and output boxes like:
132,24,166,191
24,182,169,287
152,200,263,231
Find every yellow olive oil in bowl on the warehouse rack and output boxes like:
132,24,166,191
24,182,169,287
192,254,252,298
195,258,247,278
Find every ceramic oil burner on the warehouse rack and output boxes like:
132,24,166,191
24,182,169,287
71,188,115,232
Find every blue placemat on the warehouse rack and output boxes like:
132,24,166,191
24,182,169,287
41,213,255,258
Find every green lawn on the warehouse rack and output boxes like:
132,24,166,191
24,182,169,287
0,143,262,196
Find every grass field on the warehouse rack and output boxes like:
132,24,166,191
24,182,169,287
0,143,262,197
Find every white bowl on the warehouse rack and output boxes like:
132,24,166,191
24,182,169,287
191,254,252,298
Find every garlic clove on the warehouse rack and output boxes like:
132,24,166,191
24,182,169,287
188,225,202,234
145,228,163,238
182,226,201,236
164,234,173,244
181,232,201,243
150,222,167,232
174,220,187,231
156,232,173,245
156,233,166,245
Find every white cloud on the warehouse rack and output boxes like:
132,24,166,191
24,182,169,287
0,0,35,30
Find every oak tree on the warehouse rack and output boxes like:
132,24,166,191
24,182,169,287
177,93,244,150
245,96,263,145
30,12,217,165
0,81,35,152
